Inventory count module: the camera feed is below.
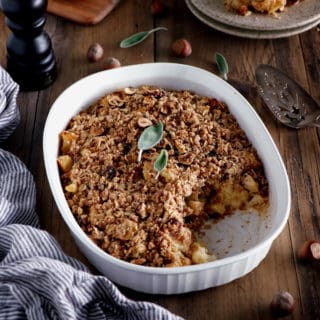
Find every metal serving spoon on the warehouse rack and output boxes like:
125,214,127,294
255,64,320,129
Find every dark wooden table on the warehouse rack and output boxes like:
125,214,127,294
1,1,320,319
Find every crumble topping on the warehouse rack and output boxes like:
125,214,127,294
225,0,300,15
58,86,269,267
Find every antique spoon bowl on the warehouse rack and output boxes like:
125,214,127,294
255,64,320,129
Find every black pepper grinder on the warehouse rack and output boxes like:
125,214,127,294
2,0,57,91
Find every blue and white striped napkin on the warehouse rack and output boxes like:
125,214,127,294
0,66,183,320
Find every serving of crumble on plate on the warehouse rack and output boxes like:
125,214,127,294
224,0,300,16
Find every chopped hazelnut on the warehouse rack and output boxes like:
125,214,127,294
124,87,136,95
138,117,153,128
237,5,250,16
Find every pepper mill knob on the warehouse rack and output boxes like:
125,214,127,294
2,0,57,91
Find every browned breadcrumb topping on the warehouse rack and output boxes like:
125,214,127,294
225,0,301,15
58,86,269,267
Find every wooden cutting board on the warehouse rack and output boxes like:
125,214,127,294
47,0,120,25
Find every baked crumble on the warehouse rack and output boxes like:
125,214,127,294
57,86,269,267
224,0,300,15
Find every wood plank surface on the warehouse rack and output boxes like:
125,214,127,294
1,0,320,319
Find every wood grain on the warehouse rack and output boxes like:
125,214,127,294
1,1,320,319
47,0,120,25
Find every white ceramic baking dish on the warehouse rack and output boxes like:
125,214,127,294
43,63,291,294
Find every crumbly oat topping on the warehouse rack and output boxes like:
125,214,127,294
58,86,269,267
225,0,300,15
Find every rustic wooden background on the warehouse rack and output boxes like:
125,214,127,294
1,1,320,319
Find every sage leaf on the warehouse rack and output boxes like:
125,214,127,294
137,122,163,162
154,149,168,179
120,27,168,48
215,52,229,81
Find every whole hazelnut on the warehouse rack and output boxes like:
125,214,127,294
171,38,192,58
270,291,295,317
151,0,166,17
298,240,320,261
87,43,104,62
104,57,121,70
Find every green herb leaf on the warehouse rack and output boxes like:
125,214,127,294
154,149,168,179
137,122,163,162
215,52,229,81
120,27,168,48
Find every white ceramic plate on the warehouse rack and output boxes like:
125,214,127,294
191,0,320,31
186,0,320,39
43,63,291,294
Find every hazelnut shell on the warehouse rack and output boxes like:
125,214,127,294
87,43,104,62
298,240,320,261
171,39,192,58
270,291,295,317
151,0,166,16
104,57,121,70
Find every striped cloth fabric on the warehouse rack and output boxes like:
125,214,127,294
0,66,20,143
0,66,183,320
